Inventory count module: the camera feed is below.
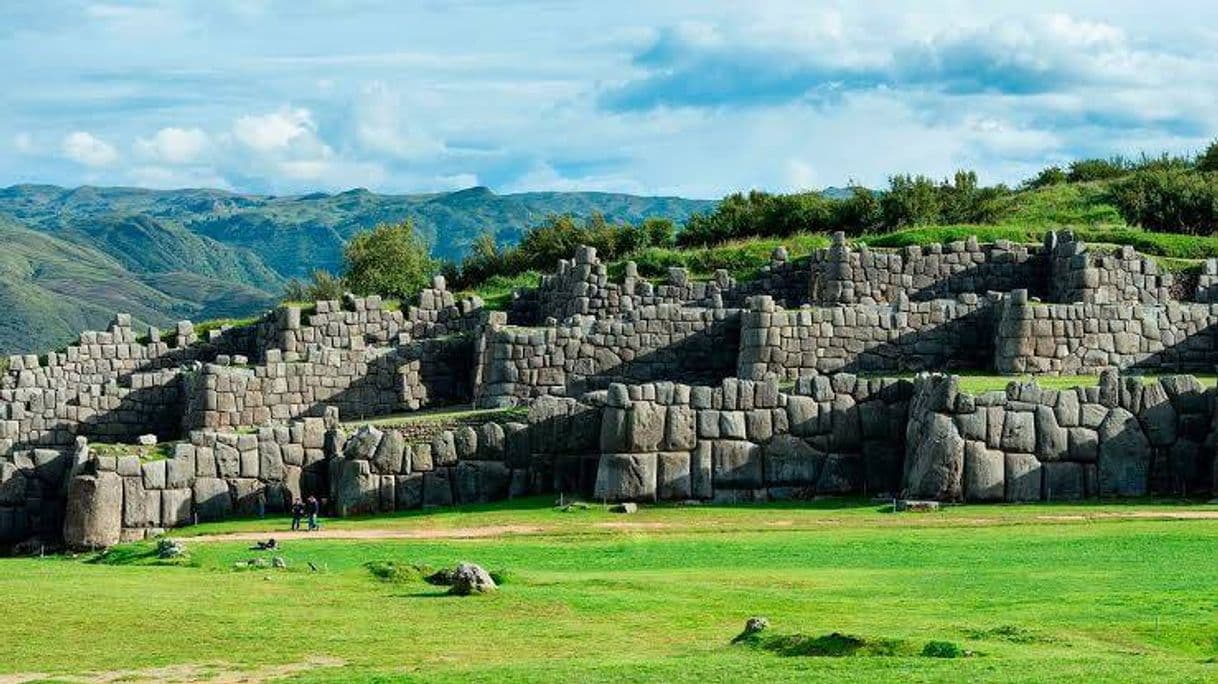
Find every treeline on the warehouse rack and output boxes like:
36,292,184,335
442,214,675,289
292,140,1218,302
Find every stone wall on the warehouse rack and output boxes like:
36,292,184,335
737,294,997,379
994,291,1218,374
510,246,740,325
474,305,740,407
903,372,1214,502
807,232,1044,305
592,375,912,503
0,316,259,454
1048,232,1173,304
181,335,474,430
1,441,83,544
63,416,333,548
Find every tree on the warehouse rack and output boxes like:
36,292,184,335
1198,139,1218,173
881,175,942,227
342,220,435,300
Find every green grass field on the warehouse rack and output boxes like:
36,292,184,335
4,498,1218,682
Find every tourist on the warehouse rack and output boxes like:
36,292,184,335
290,499,305,531
307,495,320,531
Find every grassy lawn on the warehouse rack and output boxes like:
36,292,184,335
4,498,1218,682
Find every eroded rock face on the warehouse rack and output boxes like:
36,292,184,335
63,471,122,550
448,563,497,595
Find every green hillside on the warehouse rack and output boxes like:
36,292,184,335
0,184,714,354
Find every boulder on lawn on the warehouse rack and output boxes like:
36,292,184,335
449,562,497,595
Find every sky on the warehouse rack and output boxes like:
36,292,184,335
3,1,1218,199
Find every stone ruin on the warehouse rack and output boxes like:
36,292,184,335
2,229,1218,550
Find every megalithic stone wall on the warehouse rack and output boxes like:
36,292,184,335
1048,231,1174,304
736,294,997,379
994,290,1218,374
900,370,1215,502
592,375,913,503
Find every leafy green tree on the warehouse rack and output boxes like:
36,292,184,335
1197,139,1218,173
881,175,942,227
342,220,435,300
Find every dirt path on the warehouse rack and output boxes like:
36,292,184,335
183,524,547,543
174,508,1218,544
0,657,346,684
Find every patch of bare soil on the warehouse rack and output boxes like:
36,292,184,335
185,524,546,543
0,656,346,684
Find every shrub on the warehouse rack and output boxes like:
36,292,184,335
1023,165,1067,189
921,640,965,658
1109,169,1218,234
283,269,346,302
343,220,436,300
1067,157,1132,182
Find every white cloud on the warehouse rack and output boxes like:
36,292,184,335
134,126,209,164
61,131,118,167
232,108,315,152
351,81,446,160
12,132,33,153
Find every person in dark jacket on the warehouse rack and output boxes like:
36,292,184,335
290,500,305,531
306,495,320,531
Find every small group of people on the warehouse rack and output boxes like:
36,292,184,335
289,495,322,532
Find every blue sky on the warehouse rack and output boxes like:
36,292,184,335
3,1,1218,198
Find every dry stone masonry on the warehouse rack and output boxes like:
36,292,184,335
0,228,1216,550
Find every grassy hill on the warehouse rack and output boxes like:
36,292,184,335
0,184,714,353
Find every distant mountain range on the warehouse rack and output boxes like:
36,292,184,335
0,184,716,354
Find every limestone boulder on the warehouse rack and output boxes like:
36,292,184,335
1098,407,1151,496
963,442,1004,502
594,453,658,502
1004,453,1042,502
449,562,497,595
62,471,122,550
371,430,405,474
344,425,383,460
656,451,692,500
764,434,825,487
334,459,378,516
711,440,763,489
903,412,964,501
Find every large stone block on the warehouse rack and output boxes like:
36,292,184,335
62,471,122,550
963,442,1003,502
161,488,193,527
334,459,378,517
1004,453,1042,502
1098,407,1151,496
712,440,763,489
628,402,666,452
454,426,478,460
259,440,285,481
423,469,454,507
371,430,405,474
1043,462,1086,501
395,473,423,509
816,453,860,494
141,460,167,490
1138,383,1178,448
600,406,629,452
344,425,383,460
664,406,696,451
594,453,658,502
1000,411,1036,454
1034,405,1067,461
787,397,819,436
122,478,161,527
193,477,231,521
431,432,457,466
903,412,964,501
455,461,511,504
656,451,692,500
764,434,824,487
691,442,713,499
